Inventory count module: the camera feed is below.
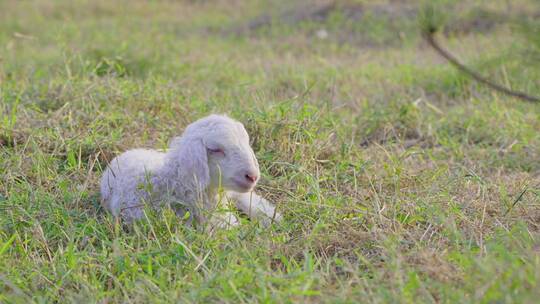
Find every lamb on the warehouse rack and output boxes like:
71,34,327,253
100,114,282,228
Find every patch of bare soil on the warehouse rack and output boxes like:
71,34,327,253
225,1,537,46
231,1,416,32
226,1,417,47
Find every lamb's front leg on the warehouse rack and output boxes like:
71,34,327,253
208,211,240,230
227,191,282,226
204,193,240,231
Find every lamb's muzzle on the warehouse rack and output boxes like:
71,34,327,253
99,114,281,228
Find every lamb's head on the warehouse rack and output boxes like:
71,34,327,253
169,115,260,194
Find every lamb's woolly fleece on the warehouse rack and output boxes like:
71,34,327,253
100,114,281,226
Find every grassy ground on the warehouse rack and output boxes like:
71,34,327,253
1,0,539,302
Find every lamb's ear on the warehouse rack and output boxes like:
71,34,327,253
174,137,210,191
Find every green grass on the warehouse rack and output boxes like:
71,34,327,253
1,0,540,303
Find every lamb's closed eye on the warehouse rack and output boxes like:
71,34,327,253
99,114,280,229
207,147,225,156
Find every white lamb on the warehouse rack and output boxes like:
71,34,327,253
100,114,282,228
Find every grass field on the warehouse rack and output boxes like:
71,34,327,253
1,0,540,302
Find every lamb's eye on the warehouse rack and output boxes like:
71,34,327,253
208,147,225,156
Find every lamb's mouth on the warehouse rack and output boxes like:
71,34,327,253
232,179,255,192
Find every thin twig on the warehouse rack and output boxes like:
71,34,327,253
423,31,540,103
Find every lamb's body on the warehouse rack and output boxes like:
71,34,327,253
100,149,167,221
100,114,282,227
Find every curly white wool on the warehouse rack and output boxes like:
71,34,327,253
100,114,282,227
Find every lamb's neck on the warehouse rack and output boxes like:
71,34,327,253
154,154,214,201
152,156,181,192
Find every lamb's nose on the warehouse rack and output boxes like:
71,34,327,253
245,173,258,183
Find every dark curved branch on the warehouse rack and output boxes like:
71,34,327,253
423,31,540,103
